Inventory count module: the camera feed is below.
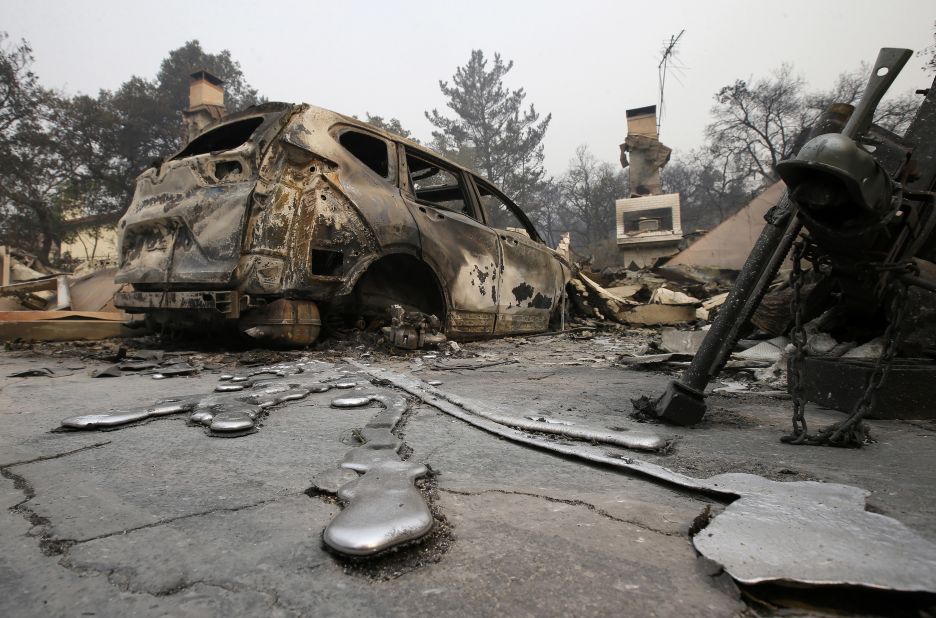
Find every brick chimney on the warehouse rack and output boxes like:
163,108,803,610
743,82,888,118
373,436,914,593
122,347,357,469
181,70,227,143
619,105,672,197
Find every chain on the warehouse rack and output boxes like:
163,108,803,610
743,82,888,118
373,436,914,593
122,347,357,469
782,240,810,444
782,250,910,447
818,279,909,445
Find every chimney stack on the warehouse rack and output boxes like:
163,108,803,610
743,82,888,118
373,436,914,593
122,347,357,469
619,105,671,196
181,70,227,142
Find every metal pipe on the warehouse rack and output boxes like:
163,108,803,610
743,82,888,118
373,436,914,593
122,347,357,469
652,199,799,425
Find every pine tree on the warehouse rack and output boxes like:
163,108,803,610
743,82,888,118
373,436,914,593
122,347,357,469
426,50,551,212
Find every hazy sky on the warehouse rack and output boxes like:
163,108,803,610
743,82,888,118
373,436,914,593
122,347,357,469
4,0,934,175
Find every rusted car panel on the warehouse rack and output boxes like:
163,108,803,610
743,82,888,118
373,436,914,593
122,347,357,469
116,104,296,288
114,102,571,344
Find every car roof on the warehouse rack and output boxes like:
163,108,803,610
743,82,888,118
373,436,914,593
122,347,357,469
231,101,484,178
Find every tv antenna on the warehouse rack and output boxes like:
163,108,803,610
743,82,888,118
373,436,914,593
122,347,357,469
657,29,685,135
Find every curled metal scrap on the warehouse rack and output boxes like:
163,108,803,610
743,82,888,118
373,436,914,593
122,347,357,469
322,394,433,556
354,363,936,593
409,373,667,452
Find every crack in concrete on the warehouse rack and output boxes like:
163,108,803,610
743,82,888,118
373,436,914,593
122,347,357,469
3,449,309,610
150,577,306,614
68,493,304,545
65,562,307,614
439,487,680,537
418,436,461,463
2,442,112,555
1,441,112,472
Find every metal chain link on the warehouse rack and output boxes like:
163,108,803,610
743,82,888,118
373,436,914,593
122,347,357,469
782,247,910,447
782,240,810,444
818,280,909,446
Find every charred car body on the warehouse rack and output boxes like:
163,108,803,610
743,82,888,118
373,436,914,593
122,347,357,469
114,103,571,346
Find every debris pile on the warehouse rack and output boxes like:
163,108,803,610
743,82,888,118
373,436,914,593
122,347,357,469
0,245,138,342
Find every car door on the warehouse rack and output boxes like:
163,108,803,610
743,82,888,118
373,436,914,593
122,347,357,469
471,177,566,334
398,145,501,337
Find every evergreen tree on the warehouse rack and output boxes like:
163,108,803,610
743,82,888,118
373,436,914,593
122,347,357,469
363,113,413,140
426,50,551,213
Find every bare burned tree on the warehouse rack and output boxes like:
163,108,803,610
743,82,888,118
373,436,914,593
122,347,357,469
559,146,627,248
662,152,750,233
671,63,922,235
919,21,936,75
806,63,919,134
706,65,805,188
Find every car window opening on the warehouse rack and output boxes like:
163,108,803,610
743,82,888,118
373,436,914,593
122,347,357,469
477,183,531,236
339,130,389,177
174,117,263,159
406,151,473,218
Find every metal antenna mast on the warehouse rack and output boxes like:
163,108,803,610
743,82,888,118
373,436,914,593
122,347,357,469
657,29,685,135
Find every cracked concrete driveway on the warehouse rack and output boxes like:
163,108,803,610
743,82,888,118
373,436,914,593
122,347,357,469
2,332,934,617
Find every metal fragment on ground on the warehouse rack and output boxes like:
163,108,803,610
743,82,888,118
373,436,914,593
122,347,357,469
322,392,433,556
210,409,257,433
147,362,198,377
61,410,151,428
355,363,936,593
325,459,432,556
215,382,250,392
61,397,201,429
57,362,338,437
148,399,201,416
692,475,936,590
331,396,374,408
526,415,574,426
362,371,666,452
189,409,213,424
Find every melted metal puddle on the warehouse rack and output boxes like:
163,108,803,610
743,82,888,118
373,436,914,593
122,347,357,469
61,363,335,436
58,360,436,556
54,357,936,591
322,393,433,556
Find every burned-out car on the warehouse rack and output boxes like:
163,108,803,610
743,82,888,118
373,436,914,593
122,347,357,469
114,103,571,346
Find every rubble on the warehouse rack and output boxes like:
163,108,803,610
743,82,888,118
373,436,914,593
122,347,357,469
381,304,446,350
567,272,700,326
0,246,140,342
